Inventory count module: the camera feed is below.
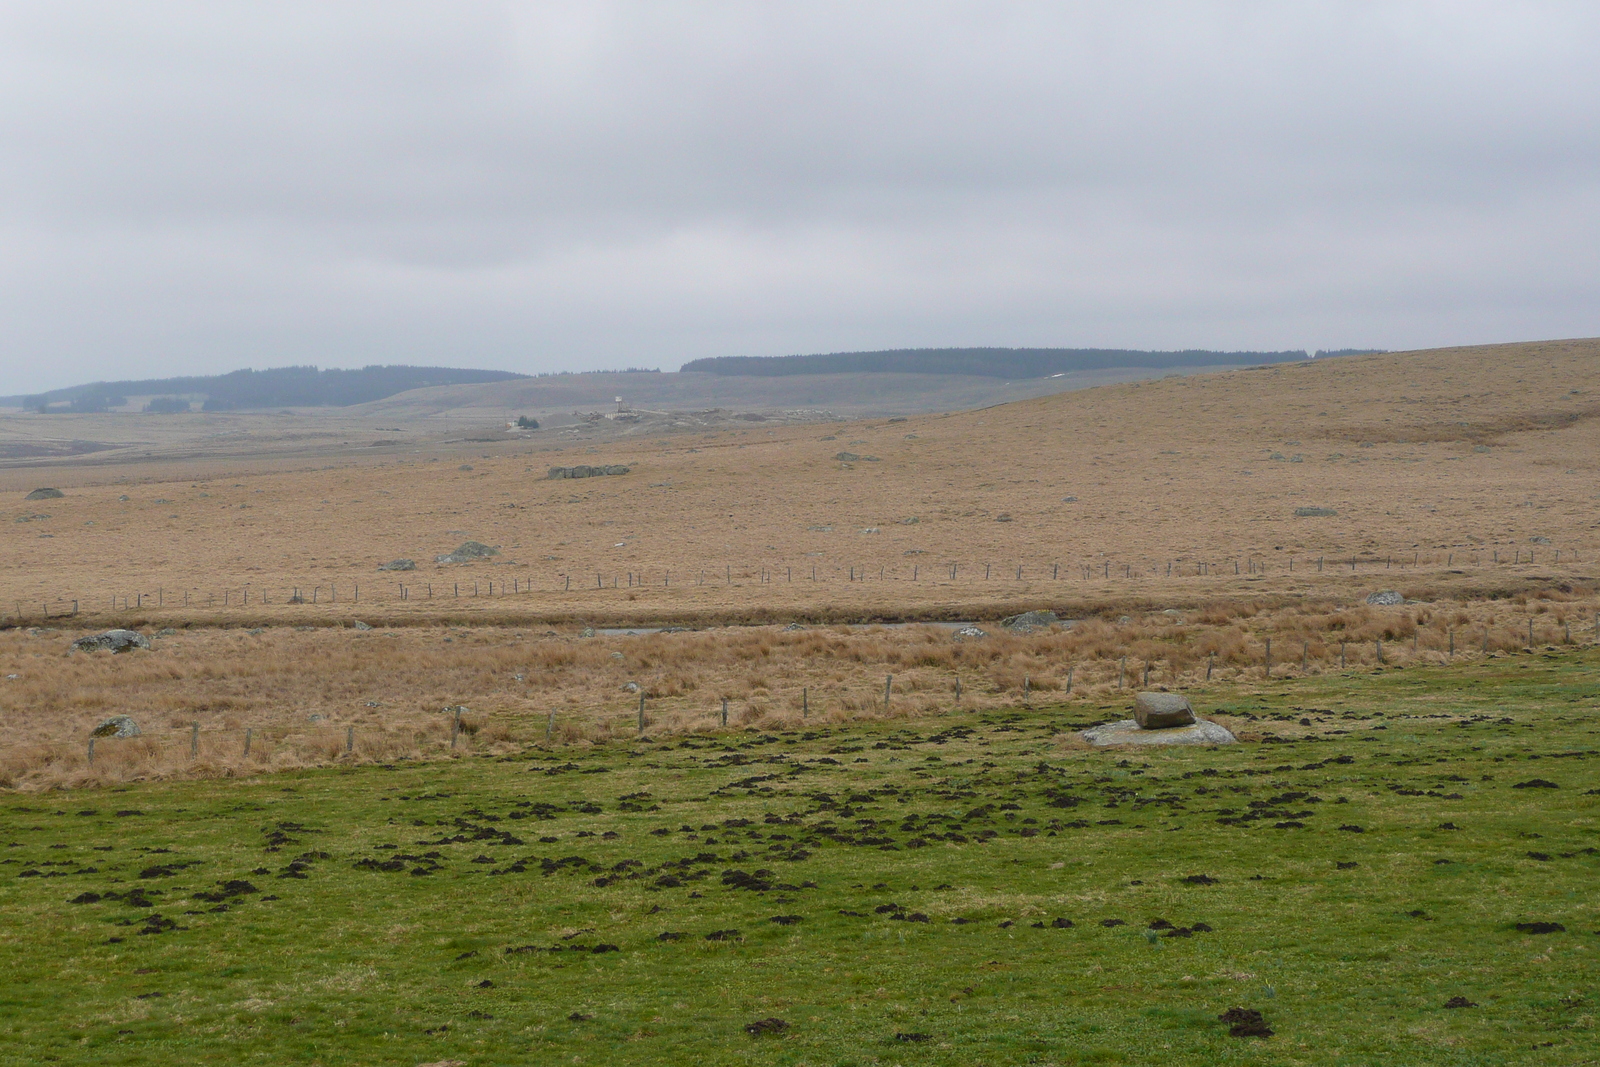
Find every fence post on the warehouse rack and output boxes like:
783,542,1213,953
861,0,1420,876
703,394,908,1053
346,726,354,754
190,721,199,759
1448,630,1454,656
721,698,728,727
87,737,95,766
546,710,555,742
1206,654,1214,681
1264,638,1271,678
954,675,962,703
884,675,892,709
244,727,252,757
1301,640,1308,672
638,691,646,734
451,707,462,748
1023,675,1030,702
1118,657,1126,688
1141,662,1149,687
1064,666,1073,695
802,687,808,717
1376,639,1383,664
1340,640,1347,669
1528,619,1534,647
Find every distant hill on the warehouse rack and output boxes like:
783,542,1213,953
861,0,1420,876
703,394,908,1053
13,365,529,413
681,347,1383,379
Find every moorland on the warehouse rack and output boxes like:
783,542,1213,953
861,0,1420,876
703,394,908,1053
0,337,1597,1064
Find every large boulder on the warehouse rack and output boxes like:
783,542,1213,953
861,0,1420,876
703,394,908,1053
25,487,64,500
71,629,150,654
1133,692,1197,729
91,715,141,738
1081,719,1236,746
1001,610,1059,633
1366,590,1404,606
435,541,499,564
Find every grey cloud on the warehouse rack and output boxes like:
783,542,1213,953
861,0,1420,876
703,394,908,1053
2,2,1599,393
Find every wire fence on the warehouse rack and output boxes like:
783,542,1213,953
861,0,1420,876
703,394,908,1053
2,546,1587,627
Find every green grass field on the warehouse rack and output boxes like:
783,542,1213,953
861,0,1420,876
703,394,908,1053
1,649,1596,1066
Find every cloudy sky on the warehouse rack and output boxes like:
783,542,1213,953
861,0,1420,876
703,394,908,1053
2,2,1598,393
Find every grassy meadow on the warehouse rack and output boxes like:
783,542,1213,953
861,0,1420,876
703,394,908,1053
1,646,1595,1066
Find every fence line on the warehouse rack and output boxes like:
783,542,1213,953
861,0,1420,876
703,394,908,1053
4,547,1591,628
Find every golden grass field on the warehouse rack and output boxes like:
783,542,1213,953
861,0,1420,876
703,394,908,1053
2,337,1597,789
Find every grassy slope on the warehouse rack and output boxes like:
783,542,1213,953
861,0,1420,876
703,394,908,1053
0,650,1596,1066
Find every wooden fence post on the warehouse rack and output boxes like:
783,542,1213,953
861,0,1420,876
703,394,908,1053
1264,638,1272,678
802,687,808,717
954,676,962,703
450,707,461,748
1206,653,1214,681
346,726,354,754
243,728,252,757
1118,657,1126,688
1340,640,1347,669
87,737,95,766
1064,666,1073,695
721,698,728,727
638,692,646,734
546,710,555,742
190,721,199,759
884,675,893,709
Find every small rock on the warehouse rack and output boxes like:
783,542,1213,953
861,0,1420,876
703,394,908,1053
994,513,1013,522
458,464,473,471
1366,590,1404,606
1294,506,1337,517
835,452,860,462
1001,610,1058,633
1133,692,1197,729
622,682,640,693
782,623,807,631
71,629,151,654
578,626,596,638
953,626,988,641
91,716,141,739
547,464,629,479
1530,536,1552,545
153,628,177,638
435,541,499,564
24,487,64,500
351,621,374,631
377,559,416,572
1061,495,1077,502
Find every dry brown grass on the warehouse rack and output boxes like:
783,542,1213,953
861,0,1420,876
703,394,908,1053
3,338,1599,789
1,338,1598,632
3,587,1593,791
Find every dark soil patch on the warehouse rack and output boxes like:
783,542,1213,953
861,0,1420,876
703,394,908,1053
1444,996,1477,1008
744,1017,789,1036
1514,921,1565,934
1218,1007,1273,1037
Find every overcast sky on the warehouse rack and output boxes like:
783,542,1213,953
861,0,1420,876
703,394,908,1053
3,2,1598,393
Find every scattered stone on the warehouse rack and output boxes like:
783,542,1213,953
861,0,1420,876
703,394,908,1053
351,621,373,631
1080,719,1236,747
1133,693,1197,729
435,541,499,564
377,559,416,571
1366,590,1404,606
547,464,629,479
782,623,808,632
71,629,151,654
153,628,177,638
1001,610,1058,633
25,487,64,500
91,716,141,739
835,452,860,462
994,513,1013,522
952,626,988,641
1294,507,1337,517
